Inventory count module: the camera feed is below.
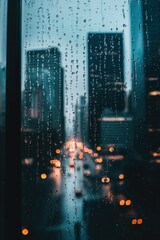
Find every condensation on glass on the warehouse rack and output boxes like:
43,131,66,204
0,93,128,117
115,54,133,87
21,1,160,240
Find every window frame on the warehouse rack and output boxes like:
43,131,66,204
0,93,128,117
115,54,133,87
5,0,21,239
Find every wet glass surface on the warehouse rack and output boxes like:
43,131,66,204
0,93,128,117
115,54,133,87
20,0,160,239
21,143,160,240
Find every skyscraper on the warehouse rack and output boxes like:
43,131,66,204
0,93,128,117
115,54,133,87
74,95,88,144
130,0,160,157
97,109,133,151
130,0,146,153
142,0,160,157
23,47,65,157
88,33,126,148
0,63,6,128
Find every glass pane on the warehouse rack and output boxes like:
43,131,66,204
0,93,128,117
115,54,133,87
21,0,160,239
0,0,7,239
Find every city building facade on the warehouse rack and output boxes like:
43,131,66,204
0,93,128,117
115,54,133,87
88,33,126,149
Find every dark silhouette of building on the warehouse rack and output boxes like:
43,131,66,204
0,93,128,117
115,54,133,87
0,62,6,240
22,47,65,159
97,108,133,151
130,0,146,153
142,0,160,157
130,0,160,158
0,63,6,128
74,95,88,144
88,33,126,149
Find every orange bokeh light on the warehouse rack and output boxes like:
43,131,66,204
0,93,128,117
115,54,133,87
132,219,137,225
50,159,58,164
22,228,29,236
78,153,84,160
126,200,131,206
56,149,61,154
88,149,93,154
84,147,88,153
137,219,143,224
96,146,101,151
50,159,61,168
119,200,125,206
93,153,98,157
41,173,47,179
109,147,114,153
101,177,110,183
119,174,124,180
95,157,103,164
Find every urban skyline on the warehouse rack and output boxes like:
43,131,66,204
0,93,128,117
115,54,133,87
88,32,127,149
21,0,132,136
1,1,160,240
22,33,132,150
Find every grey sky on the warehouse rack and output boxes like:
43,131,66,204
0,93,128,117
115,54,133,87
22,0,132,136
0,0,7,64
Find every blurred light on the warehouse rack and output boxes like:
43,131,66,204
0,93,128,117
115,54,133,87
69,161,75,167
101,177,110,183
148,128,160,132
76,141,83,150
118,181,124,186
23,158,33,165
119,174,124,180
109,147,114,153
96,146,101,151
50,159,58,164
96,164,102,171
22,228,29,236
97,117,132,121
152,152,160,157
55,161,61,168
24,159,30,165
119,200,125,206
50,159,61,168
84,147,88,153
137,219,143,225
155,159,160,164
88,149,93,154
68,147,75,152
84,170,91,177
95,157,103,164
78,153,84,160
132,219,137,225
68,151,76,158
69,167,75,174
105,155,124,160
126,200,131,206
65,139,76,150
75,188,82,196
93,153,98,157
148,77,158,81
56,149,61,154
149,91,160,96
41,173,47,179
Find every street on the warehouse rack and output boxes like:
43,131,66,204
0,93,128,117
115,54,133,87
21,140,160,240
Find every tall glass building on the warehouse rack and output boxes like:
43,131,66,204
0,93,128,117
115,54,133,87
88,33,126,148
22,47,65,159
143,0,160,157
130,0,145,153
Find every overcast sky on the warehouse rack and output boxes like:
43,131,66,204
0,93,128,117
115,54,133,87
0,0,7,64
22,0,132,136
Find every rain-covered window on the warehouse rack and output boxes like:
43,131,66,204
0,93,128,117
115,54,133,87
2,0,160,239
